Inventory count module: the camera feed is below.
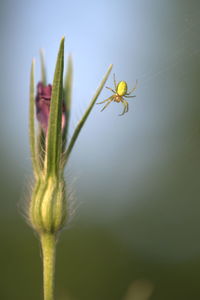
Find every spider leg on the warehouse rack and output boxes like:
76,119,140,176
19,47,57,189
113,73,117,89
125,100,129,113
100,99,112,112
106,86,116,93
124,95,136,98
119,100,128,116
119,99,129,116
96,96,112,104
126,80,138,95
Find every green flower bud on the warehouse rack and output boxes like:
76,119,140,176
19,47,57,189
29,177,67,234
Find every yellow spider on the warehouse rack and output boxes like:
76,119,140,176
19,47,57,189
97,74,137,116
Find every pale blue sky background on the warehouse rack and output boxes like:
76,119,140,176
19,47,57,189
1,0,200,262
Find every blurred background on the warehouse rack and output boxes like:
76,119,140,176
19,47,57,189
1,0,200,299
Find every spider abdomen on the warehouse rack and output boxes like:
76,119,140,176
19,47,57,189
116,81,127,96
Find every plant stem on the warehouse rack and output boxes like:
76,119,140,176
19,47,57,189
40,233,56,300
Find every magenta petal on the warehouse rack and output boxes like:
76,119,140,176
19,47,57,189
35,82,66,133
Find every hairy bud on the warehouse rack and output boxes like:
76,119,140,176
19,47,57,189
29,177,67,234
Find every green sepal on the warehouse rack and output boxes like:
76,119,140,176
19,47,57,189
37,127,46,171
29,59,40,178
40,49,47,86
44,37,65,179
62,55,73,150
37,49,47,170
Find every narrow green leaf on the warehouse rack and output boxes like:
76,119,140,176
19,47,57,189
63,55,73,150
40,49,47,85
29,59,40,177
44,37,65,178
63,64,113,164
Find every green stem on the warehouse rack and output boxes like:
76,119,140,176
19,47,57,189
40,233,56,300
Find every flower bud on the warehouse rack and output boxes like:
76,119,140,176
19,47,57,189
29,177,67,234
